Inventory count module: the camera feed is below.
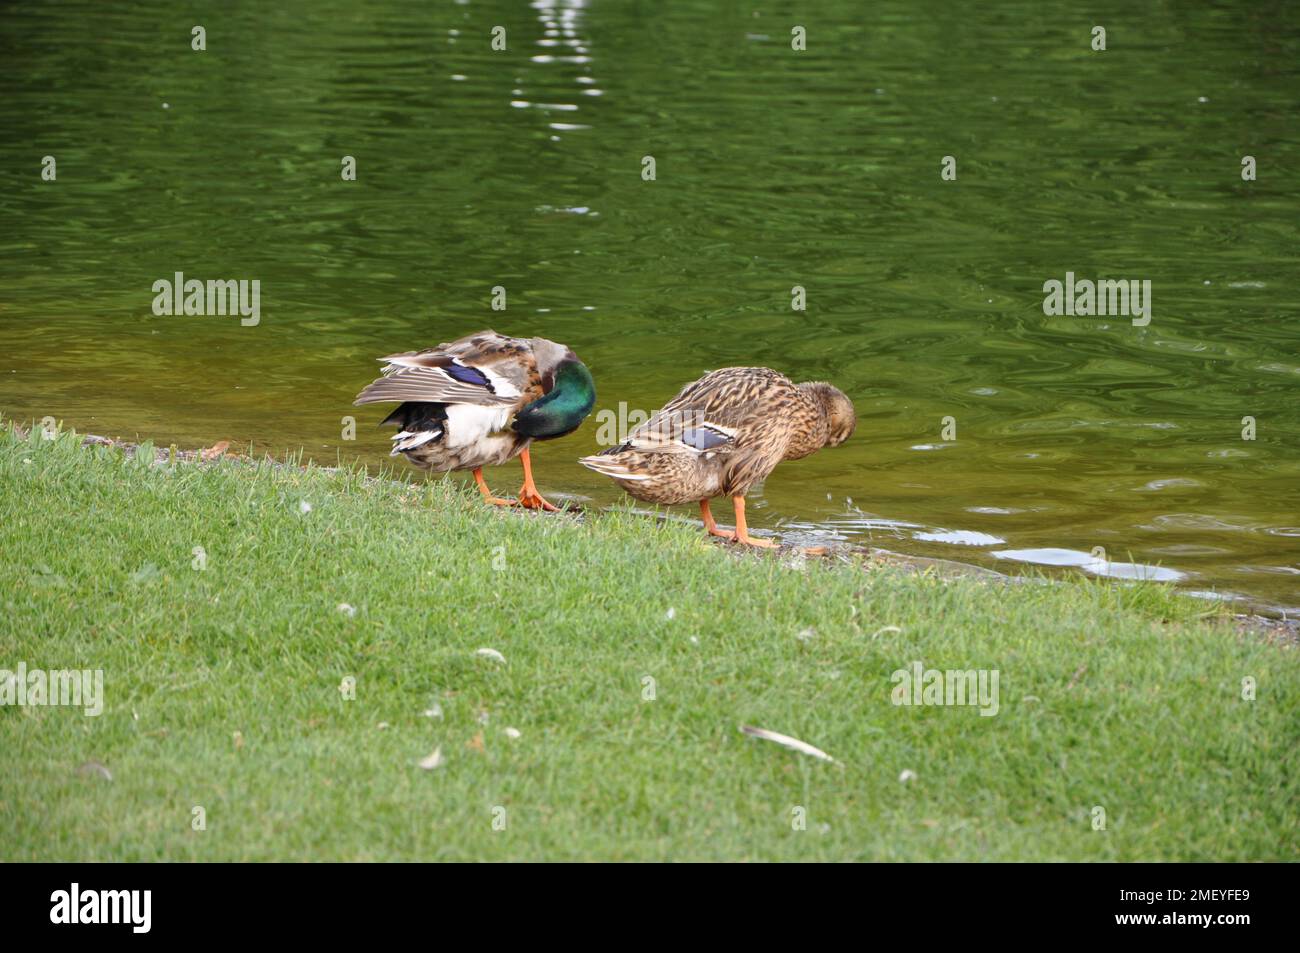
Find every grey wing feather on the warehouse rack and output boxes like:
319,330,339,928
353,365,515,407
354,330,531,408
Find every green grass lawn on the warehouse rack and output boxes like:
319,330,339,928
1,423,1296,861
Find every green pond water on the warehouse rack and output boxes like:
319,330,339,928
2,1,1298,613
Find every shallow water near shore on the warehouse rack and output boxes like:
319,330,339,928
1,0,1298,613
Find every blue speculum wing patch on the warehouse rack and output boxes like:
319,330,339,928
444,362,493,390
681,427,730,451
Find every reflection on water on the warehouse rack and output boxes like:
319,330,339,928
991,548,1186,583
1,0,1298,614
518,0,597,136
914,530,1005,546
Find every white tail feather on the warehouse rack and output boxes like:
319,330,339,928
391,430,441,453
739,725,837,763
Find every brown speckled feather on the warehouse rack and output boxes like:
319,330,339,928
580,367,856,505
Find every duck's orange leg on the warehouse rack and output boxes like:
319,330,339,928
473,467,517,507
516,447,559,511
700,499,735,539
731,495,777,548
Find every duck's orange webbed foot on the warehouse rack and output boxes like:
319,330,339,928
517,488,559,511
700,499,735,540
473,468,518,507
730,495,778,549
517,448,561,512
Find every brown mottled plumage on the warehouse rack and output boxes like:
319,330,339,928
579,367,855,547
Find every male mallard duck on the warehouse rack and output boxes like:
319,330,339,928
355,330,595,510
579,367,855,547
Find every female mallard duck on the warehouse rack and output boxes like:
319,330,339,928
355,330,595,510
579,367,855,547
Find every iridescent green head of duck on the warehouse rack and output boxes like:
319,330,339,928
799,381,857,447
513,356,597,440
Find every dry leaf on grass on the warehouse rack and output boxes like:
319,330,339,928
200,440,230,461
